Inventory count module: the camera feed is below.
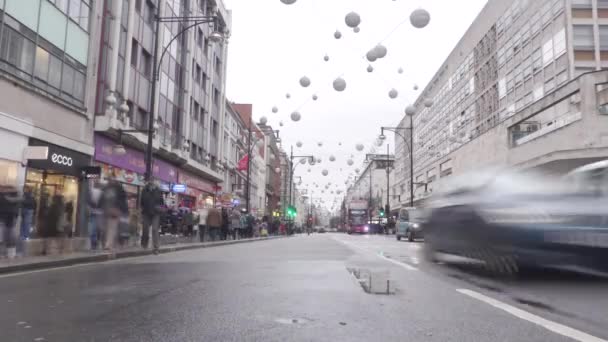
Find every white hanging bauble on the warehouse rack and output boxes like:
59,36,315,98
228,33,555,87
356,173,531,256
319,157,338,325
299,76,311,87
324,54,329,62
259,116,268,125
333,77,346,91
280,0,297,4
279,121,284,127
388,89,398,99
405,105,416,116
410,8,431,29
312,94,318,101
286,93,291,99
413,84,419,90
272,106,278,113
334,30,342,39
317,141,323,147
322,169,329,176
367,65,374,73
355,144,364,151
353,27,360,33
398,67,404,74
300,158,307,164
296,141,303,148
366,50,377,62
345,12,361,28
329,155,336,162
290,111,301,122
347,159,354,166
373,44,387,58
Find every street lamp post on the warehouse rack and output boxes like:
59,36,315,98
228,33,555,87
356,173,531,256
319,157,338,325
145,7,224,181
380,111,414,207
288,146,314,216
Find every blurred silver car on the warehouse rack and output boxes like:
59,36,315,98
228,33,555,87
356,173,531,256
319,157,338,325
423,167,608,277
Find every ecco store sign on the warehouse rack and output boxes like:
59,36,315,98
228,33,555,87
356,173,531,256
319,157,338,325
51,153,73,166
27,139,91,177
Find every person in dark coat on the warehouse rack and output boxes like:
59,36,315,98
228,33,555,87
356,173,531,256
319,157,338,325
140,182,164,252
0,185,21,258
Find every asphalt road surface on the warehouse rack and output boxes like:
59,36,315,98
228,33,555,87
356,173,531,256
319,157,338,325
1,234,607,342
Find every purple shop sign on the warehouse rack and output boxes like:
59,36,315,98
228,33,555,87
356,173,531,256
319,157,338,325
94,134,178,183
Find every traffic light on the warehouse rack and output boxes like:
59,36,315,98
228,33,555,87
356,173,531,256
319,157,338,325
287,205,297,218
379,207,385,217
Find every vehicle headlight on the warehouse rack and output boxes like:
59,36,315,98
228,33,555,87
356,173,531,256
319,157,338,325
364,226,369,231
411,223,420,229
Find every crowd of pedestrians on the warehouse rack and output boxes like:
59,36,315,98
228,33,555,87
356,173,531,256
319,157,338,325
1,175,289,259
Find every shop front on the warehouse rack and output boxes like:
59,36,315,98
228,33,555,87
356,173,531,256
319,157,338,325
94,134,179,212
177,170,217,211
25,139,92,237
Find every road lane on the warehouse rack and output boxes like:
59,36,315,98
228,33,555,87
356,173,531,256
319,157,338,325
334,233,608,341
0,234,593,341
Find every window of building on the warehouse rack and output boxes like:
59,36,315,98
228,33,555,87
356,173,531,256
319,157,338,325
34,47,50,82
212,119,218,138
573,25,595,50
130,39,138,67
572,0,592,8
542,39,554,66
599,26,608,50
554,28,567,56
214,88,220,106
498,77,507,98
197,28,203,48
140,49,152,78
532,48,542,73
533,85,544,101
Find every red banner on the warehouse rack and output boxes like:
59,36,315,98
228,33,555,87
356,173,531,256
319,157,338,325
237,154,249,171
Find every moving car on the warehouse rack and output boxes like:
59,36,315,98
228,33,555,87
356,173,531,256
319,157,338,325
396,208,425,241
423,168,608,277
319,227,327,233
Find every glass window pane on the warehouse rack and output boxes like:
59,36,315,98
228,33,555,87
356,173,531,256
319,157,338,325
79,2,89,31
34,46,50,81
599,26,608,50
573,25,594,50
73,71,85,101
65,21,88,65
48,54,62,88
20,38,35,74
39,1,67,51
56,0,68,13
5,0,41,31
61,63,74,94
68,0,80,22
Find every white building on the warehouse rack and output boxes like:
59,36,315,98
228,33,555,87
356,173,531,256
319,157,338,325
394,0,608,208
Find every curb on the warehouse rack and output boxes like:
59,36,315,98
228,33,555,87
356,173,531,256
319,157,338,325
0,236,286,275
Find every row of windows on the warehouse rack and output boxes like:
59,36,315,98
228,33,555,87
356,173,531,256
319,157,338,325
0,11,86,105
47,0,90,32
573,25,608,51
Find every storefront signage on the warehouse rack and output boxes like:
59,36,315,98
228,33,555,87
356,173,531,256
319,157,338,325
94,134,178,183
178,170,216,194
27,139,90,177
99,163,145,186
82,166,102,179
171,183,187,193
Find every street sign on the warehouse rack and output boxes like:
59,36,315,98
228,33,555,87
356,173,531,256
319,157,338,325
171,183,187,193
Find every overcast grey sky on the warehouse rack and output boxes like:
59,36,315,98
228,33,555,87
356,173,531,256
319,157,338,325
224,0,487,209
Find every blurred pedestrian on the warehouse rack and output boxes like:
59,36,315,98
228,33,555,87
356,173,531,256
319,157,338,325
99,179,128,251
0,185,21,258
206,207,222,241
220,208,229,240
18,187,35,254
260,216,269,237
140,182,164,253
88,182,102,250
230,208,242,240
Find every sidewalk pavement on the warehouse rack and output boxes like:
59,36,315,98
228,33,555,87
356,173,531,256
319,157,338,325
0,236,286,275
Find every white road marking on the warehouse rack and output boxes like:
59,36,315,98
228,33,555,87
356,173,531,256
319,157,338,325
378,252,418,271
336,238,418,271
457,289,608,342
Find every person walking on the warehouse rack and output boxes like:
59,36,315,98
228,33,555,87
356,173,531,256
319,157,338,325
0,185,21,258
206,207,222,241
99,179,128,251
18,187,35,255
140,182,164,253
87,182,102,250
220,208,229,240
230,208,242,240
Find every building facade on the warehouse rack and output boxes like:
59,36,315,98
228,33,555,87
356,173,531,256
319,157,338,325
0,0,100,237
345,154,395,217
94,0,231,215
395,0,608,207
